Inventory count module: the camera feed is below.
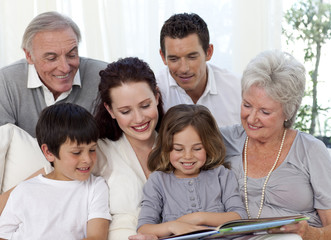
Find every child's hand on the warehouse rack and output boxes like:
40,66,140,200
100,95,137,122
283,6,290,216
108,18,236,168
128,233,158,240
176,212,203,225
170,221,208,235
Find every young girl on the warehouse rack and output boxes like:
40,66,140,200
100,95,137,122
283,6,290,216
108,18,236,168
135,104,247,238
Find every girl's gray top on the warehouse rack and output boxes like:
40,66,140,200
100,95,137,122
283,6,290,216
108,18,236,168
137,165,247,229
221,124,331,227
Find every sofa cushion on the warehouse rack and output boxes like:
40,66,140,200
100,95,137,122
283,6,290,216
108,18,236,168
0,123,49,193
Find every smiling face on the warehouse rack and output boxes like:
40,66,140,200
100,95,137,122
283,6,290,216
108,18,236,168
24,27,80,100
105,81,159,144
160,33,213,101
170,125,207,178
241,85,286,143
42,139,97,181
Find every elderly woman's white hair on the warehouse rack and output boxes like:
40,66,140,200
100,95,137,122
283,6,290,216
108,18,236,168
241,50,306,128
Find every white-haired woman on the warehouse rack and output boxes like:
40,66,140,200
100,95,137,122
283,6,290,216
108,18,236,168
221,50,331,240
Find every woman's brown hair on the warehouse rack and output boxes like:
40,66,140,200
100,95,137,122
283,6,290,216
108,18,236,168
94,57,164,140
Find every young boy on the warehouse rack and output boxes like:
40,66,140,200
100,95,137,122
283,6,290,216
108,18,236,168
0,103,111,240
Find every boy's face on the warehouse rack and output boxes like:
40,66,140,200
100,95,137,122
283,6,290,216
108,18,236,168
43,139,97,181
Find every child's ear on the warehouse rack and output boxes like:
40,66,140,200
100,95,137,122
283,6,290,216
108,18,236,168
41,144,56,164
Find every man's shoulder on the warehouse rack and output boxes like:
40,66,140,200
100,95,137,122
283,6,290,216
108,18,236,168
208,63,240,79
207,63,241,93
79,57,107,68
0,59,28,87
78,57,107,84
155,66,175,91
156,66,170,80
0,59,28,74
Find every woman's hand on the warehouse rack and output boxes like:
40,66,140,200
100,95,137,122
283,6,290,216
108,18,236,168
281,220,309,237
128,233,158,240
268,220,308,235
268,221,324,239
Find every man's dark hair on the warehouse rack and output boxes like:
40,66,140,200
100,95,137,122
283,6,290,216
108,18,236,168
160,13,210,56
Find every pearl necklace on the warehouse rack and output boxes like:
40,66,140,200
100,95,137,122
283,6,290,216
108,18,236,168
244,129,287,219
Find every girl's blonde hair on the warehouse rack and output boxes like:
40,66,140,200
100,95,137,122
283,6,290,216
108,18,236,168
148,104,227,173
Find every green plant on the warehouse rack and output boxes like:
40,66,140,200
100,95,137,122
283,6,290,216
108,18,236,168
283,0,331,135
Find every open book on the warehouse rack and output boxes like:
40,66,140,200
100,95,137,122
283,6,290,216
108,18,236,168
159,215,309,240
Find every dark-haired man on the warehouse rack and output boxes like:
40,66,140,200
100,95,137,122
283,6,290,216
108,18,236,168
157,13,241,127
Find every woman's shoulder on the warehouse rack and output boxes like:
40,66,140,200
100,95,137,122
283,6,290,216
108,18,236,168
288,130,331,167
220,124,246,144
220,124,244,137
97,137,118,147
220,124,246,156
97,135,129,152
295,130,328,150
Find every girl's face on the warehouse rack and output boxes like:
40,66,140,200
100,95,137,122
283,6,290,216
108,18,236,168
105,81,159,143
241,85,286,143
170,125,207,178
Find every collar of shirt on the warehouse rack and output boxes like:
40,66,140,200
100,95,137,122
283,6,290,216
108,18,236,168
27,64,81,106
167,63,218,95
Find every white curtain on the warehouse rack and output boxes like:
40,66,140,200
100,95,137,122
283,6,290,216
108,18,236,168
0,0,283,75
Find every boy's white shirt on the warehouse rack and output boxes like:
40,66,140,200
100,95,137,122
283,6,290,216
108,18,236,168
0,174,111,240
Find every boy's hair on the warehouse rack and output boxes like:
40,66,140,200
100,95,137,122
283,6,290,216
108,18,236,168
148,104,227,173
160,13,210,56
36,103,99,159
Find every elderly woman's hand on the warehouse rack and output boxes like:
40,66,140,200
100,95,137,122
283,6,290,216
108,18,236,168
280,221,309,237
268,220,323,239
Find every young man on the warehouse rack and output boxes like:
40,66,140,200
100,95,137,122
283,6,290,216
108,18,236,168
0,12,107,137
157,13,241,127
0,103,111,240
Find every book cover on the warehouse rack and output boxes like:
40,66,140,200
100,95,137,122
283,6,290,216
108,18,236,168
159,215,309,240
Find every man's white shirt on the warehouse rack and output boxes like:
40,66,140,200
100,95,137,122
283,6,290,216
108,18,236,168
156,63,242,127
27,64,81,106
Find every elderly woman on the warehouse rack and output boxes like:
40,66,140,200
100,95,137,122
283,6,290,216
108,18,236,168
221,50,331,240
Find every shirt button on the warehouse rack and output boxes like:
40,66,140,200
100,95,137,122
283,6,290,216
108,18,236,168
191,203,196,207
190,197,195,201
188,180,193,186
189,189,194,192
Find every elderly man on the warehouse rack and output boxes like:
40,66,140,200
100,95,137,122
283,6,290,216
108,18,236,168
157,13,241,127
0,11,107,137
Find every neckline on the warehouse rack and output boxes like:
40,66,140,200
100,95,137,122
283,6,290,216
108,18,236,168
241,129,298,180
243,129,287,219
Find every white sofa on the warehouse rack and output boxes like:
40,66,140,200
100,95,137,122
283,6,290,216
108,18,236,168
0,123,49,193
